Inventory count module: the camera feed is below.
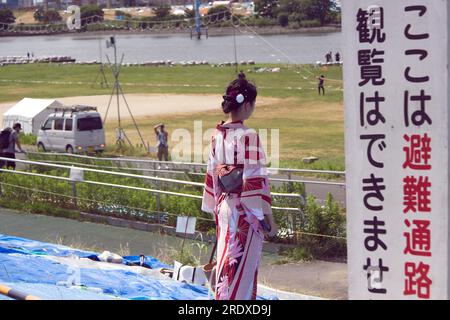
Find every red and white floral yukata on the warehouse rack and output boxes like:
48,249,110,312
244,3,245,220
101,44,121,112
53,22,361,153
201,120,272,300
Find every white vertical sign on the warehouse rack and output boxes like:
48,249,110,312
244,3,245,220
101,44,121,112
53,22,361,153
343,0,450,299
176,216,197,235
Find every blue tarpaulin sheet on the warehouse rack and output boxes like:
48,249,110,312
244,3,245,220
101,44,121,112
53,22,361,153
0,234,214,300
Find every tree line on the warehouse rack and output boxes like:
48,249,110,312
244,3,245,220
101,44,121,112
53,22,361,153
255,0,340,28
1,1,340,30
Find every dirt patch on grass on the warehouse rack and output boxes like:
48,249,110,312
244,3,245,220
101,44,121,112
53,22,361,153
0,94,282,126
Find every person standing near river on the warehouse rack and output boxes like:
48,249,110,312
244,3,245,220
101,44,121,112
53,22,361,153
335,52,341,63
202,72,278,300
317,75,326,95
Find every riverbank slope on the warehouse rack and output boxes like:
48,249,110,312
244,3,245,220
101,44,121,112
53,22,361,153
0,25,341,38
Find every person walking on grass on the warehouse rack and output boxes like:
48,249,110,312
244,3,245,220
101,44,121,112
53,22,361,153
154,123,169,169
318,75,326,95
202,72,278,300
0,123,25,170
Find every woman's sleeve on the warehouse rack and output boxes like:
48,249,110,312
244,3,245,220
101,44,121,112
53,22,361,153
240,132,272,220
201,134,216,214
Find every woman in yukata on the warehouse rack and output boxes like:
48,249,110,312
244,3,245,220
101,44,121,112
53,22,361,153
201,72,278,300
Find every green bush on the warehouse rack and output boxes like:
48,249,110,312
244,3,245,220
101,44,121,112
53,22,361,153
240,16,277,27
299,193,347,260
206,5,231,24
277,14,289,27
271,181,306,237
272,187,346,261
19,133,37,146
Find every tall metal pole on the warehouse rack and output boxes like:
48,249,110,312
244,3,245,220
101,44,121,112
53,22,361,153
233,24,238,74
231,4,238,74
114,40,121,132
194,0,201,39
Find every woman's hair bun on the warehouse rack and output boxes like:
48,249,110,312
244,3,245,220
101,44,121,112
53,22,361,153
221,71,257,114
221,100,235,114
221,94,238,114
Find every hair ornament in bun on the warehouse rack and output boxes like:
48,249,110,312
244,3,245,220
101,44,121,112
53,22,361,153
236,93,244,104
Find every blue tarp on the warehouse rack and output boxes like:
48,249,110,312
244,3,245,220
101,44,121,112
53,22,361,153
0,234,212,300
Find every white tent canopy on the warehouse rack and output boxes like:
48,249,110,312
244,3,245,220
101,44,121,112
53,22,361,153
2,98,63,135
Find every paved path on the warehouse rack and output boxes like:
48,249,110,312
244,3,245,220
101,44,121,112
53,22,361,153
0,207,348,299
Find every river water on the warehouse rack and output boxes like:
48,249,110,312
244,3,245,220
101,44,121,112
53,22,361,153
0,31,342,64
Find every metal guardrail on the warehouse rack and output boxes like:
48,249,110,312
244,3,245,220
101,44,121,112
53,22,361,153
30,158,347,188
0,168,202,199
11,156,205,187
17,156,307,198
26,152,347,188
0,156,303,212
0,156,350,241
27,152,346,175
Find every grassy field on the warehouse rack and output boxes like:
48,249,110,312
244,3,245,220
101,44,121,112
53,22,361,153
0,63,344,169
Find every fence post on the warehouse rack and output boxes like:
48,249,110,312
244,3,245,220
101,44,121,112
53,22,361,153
157,207,161,224
287,172,293,193
296,194,304,245
156,180,161,213
71,181,77,208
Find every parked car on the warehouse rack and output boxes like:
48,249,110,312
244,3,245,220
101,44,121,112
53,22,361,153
37,105,105,154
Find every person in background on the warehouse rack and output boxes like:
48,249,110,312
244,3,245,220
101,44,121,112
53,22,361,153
0,123,25,170
335,52,341,63
317,75,326,95
328,51,333,63
202,72,278,300
154,123,169,169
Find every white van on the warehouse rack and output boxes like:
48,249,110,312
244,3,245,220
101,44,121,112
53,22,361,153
37,105,105,154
